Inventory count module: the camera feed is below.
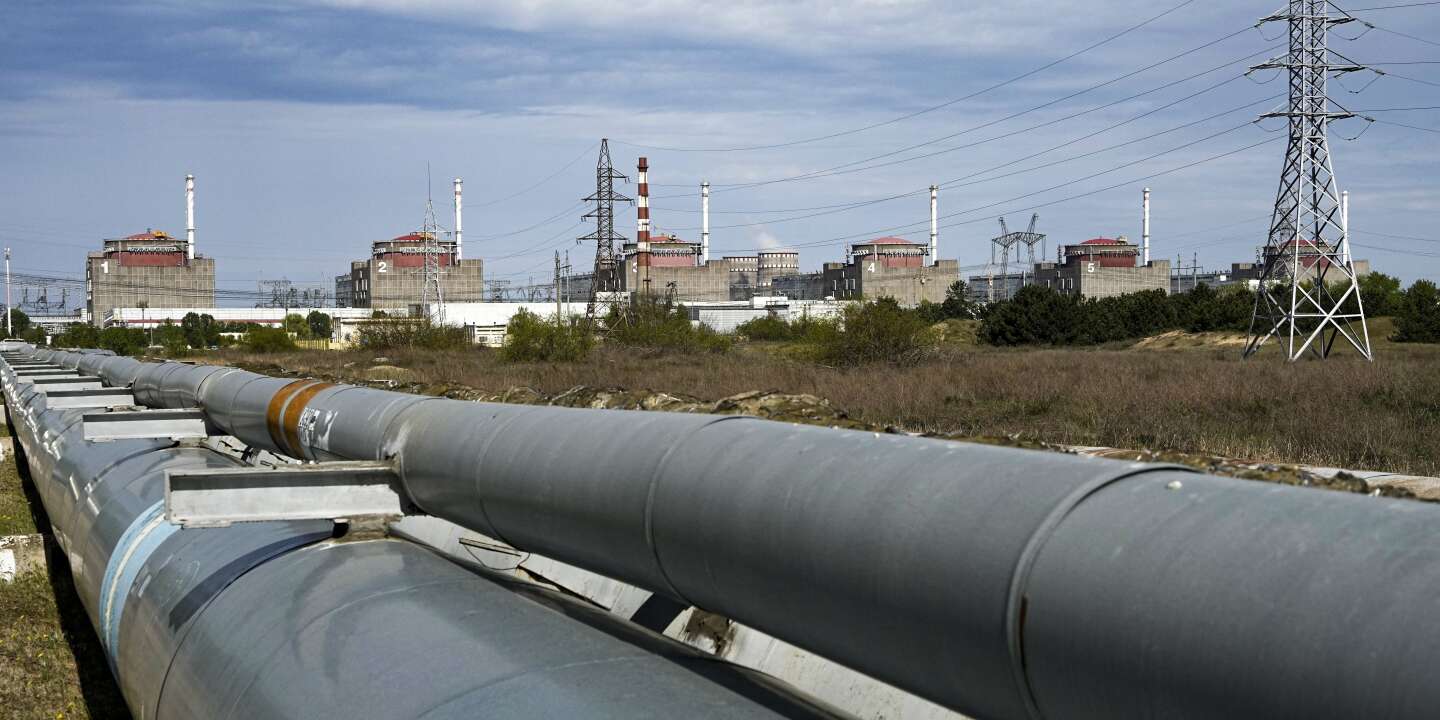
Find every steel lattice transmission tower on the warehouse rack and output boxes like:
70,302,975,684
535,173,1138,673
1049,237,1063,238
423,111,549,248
420,176,445,326
580,139,631,316
1244,1,1371,361
986,214,1043,303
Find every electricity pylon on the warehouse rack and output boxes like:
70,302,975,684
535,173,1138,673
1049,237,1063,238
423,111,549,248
1244,1,1371,361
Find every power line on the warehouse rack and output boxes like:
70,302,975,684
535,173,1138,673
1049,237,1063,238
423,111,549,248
471,201,586,241
663,34,1272,194
1374,68,1440,88
660,98,1274,234
613,0,1198,153
654,71,1267,218
1365,22,1440,48
1346,1,1440,10
709,135,1280,255
1373,117,1440,131
471,142,597,209
1353,229,1440,243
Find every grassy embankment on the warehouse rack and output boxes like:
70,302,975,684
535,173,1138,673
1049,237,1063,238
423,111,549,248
0,407,130,720
215,317,1440,477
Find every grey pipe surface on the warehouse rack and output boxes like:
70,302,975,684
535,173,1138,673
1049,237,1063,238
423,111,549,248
0,347,846,720
95,355,1436,719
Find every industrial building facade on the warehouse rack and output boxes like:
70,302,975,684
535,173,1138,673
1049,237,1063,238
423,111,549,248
1029,237,1170,300
617,236,805,302
769,237,957,306
343,232,485,311
86,230,215,324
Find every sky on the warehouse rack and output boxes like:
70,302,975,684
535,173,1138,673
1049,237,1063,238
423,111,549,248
1,0,1437,308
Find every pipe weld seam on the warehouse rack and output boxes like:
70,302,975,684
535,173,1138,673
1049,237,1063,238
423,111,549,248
1003,464,1196,720
641,413,757,606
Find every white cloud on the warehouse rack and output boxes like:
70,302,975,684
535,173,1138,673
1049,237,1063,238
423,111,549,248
298,0,1184,55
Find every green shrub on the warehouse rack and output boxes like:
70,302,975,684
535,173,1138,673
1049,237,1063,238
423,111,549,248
155,322,189,355
981,284,1256,347
56,324,99,348
244,325,297,353
806,297,935,365
1359,272,1404,317
1394,279,1440,343
501,309,595,362
981,286,1085,346
306,311,333,340
181,312,221,349
604,297,731,353
734,314,795,341
3,308,30,337
18,325,46,344
284,313,311,340
98,327,147,356
355,320,470,351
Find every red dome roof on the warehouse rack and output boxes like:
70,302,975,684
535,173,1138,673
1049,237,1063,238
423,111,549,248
391,232,429,243
865,236,915,245
1080,237,1123,246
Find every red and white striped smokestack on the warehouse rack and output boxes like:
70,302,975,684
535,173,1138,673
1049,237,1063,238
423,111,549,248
636,157,650,264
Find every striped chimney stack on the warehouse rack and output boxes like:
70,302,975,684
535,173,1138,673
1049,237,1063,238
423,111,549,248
636,157,650,267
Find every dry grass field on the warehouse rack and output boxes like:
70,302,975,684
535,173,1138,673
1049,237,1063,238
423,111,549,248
0,412,130,720
217,320,1440,477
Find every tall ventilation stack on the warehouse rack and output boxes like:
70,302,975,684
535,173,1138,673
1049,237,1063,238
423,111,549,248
701,181,710,265
186,174,196,261
453,177,464,260
637,157,650,293
1142,187,1150,266
929,184,939,264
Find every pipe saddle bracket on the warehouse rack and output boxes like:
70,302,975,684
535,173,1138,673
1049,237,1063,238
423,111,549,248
43,388,136,409
83,408,209,442
28,376,104,391
165,460,404,529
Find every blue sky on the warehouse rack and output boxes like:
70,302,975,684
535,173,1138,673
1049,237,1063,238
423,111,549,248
1,0,1437,307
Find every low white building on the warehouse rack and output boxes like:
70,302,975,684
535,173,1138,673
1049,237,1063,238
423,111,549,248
415,302,590,348
104,307,380,328
685,297,850,333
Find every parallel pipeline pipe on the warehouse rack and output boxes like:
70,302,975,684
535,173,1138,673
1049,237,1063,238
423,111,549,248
38,348,1440,719
0,346,844,720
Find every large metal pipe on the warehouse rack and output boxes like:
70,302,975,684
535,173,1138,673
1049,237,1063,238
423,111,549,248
0,347,845,720
90,355,1440,719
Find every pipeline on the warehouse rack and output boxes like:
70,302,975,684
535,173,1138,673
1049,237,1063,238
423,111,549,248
30,347,1440,719
0,345,846,720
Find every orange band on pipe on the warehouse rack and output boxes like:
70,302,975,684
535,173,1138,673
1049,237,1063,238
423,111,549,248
266,379,316,454
281,382,333,459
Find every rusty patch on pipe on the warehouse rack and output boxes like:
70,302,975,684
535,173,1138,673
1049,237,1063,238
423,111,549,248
266,379,317,454
282,382,333,458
